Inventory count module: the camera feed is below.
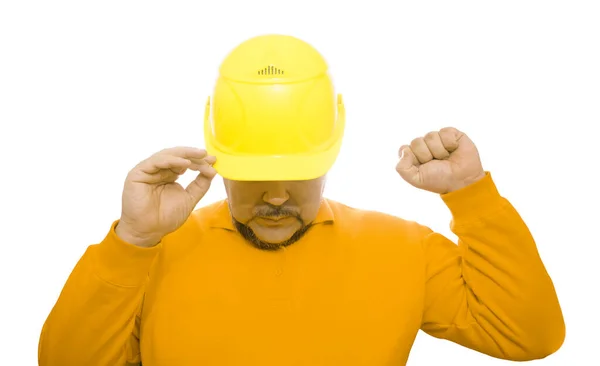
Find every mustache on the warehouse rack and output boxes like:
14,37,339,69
253,206,300,219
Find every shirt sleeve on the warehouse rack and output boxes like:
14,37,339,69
38,220,160,366
419,172,565,361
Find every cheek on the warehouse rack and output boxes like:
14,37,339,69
226,185,263,221
298,202,322,223
229,207,253,224
226,198,253,224
290,182,326,222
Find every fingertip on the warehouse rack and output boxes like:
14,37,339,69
204,155,217,165
195,148,208,158
179,147,208,160
198,165,217,179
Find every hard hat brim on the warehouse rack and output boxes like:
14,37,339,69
205,136,343,181
203,95,345,181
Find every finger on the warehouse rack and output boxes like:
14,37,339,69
424,131,450,159
396,146,421,185
203,155,217,165
159,146,208,160
198,164,217,178
132,169,178,184
148,162,208,184
170,156,214,175
132,153,215,185
170,166,188,175
187,155,216,168
396,146,419,173
185,165,217,204
410,137,433,164
439,127,462,152
397,145,419,167
139,155,192,175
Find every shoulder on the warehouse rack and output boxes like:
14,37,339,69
324,199,432,271
325,198,431,241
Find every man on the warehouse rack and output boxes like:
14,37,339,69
38,34,565,366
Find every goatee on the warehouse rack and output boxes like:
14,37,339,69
233,219,313,251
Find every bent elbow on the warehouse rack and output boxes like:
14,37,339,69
518,290,566,360
516,319,566,361
536,323,566,359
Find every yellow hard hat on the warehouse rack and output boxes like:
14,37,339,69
204,34,345,181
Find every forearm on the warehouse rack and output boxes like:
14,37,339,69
38,221,160,365
422,173,565,360
455,204,564,359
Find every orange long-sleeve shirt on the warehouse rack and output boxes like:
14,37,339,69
38,173,565,365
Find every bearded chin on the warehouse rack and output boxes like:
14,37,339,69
232,218,313,251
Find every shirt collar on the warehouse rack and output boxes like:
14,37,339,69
209,199,335,231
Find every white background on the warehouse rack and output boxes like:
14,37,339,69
1,1,599,365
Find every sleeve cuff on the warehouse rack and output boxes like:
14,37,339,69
440,172,506,224
93,220,162,287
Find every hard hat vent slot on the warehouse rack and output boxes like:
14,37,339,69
258,65,284,76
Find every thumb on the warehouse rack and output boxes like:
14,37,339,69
185,165,217,204
396,146,421,185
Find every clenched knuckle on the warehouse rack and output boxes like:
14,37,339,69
424,131,438,141
410,137,423,147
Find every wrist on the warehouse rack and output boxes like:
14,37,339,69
115,221,161,248
96,220,162,287
455,171,486,192
441,171,504,221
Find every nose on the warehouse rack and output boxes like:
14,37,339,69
262,183,290,206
